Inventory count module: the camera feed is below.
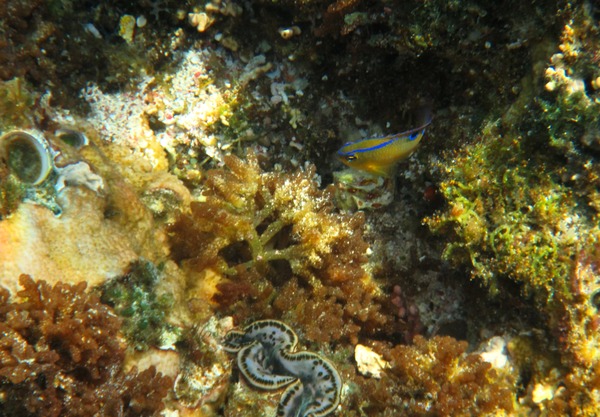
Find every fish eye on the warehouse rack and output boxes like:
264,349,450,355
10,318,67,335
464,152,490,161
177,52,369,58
345,154,357,162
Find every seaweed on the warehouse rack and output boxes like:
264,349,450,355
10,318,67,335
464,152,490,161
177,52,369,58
0,275,172,417
100,260,181,351
169,152,390,344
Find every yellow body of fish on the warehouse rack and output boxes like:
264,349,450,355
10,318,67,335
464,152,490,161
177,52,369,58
336,121,431,176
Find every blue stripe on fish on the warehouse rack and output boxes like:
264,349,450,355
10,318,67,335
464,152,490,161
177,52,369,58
336,119,432,176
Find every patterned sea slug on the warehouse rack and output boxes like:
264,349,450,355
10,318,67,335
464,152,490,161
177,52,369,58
223,320,342,417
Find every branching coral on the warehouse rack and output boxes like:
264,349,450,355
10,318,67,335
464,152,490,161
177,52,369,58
169,152,389,344
0,274,172,417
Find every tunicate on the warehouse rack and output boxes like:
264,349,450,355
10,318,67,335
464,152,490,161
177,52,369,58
0,130,54,185
55,128,89,149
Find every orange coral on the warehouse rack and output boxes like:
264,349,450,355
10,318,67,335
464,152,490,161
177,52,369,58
0,275,172,417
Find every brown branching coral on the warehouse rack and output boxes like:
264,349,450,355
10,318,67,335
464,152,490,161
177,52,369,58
169,152,389,344
0,275,172,417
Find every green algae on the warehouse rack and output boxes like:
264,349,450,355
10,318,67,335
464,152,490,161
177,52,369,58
425,119,589,303
1,0,600,414
425,5,600,311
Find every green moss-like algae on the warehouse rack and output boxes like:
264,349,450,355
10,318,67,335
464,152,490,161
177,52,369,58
425,119,598,304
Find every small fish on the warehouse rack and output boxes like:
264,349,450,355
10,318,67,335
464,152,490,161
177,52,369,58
336,119,432,176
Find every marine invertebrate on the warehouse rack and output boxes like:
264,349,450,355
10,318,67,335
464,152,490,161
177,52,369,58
0,128,63,216
333,169,395,210
54,128,89,149
0,274,172,417
0,130,54,185
169,152,389,344
0,119,181,296
223,320,341,417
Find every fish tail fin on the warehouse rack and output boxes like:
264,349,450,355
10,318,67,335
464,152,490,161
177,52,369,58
415,99,433,128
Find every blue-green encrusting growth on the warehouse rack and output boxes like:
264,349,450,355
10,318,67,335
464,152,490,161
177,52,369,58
100,259,181,351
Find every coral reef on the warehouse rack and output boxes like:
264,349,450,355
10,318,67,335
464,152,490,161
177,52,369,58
0,0,180,106
425,118,588,301
0,122,183,295
0,274,172,417
537,6,600,213
168,152,394,344
173,316,233,412
3,0,600,415
249,0,561,132
423,4,600,314
333,169,395,210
